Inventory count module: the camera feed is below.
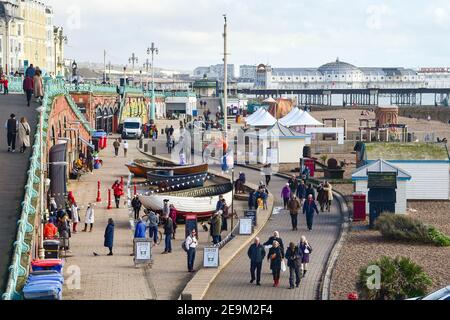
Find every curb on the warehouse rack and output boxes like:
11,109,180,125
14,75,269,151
134,143,276,300
320,190,350,300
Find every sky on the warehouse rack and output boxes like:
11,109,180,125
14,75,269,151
45,0,450,72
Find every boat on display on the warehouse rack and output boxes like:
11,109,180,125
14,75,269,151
126,159,209,177
138,183,233,219
146,171,208,190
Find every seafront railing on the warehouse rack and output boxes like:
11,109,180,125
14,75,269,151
1,79,91,300
5,76,23,93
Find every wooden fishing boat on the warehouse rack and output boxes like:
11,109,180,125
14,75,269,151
146,171,208,190
125,163,148,177
138,183,233,219
135,162,208,177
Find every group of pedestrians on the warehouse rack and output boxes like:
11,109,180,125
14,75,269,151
5,113,31,153
23,64,44,107
113,138,129,157
248,233,313,288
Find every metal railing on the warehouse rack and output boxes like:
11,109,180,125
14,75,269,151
5,76,23,93
1,78,90,300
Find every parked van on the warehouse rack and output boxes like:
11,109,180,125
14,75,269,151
121,118,142,139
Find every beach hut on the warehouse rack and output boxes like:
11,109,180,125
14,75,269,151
359,142,450,200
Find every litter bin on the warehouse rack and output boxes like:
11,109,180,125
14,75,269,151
352,193,366,222
43,240,60,259
152,146,156,155
92,131,107,150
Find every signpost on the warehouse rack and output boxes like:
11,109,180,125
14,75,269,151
239,218,253,235
203,247,220,268
133,238,152,266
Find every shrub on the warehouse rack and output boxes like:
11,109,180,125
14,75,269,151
358,256,432,300
375,214,450,247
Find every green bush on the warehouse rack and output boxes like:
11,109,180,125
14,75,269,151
375,214,450,247
358,256,432,300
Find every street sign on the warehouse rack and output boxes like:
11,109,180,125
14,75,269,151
203,247,220,268
239,218,253,235
133,238,152,266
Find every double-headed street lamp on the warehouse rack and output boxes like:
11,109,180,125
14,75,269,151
54,28,68,76
128,53,138,80
147,42,158,121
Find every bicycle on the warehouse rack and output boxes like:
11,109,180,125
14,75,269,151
141,213,163,245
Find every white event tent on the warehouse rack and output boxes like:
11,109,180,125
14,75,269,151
245,107,265,124
278,108,304,126
246,109,277,127
280,110,324,127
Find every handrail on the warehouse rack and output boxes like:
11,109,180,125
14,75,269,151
5,76,23,93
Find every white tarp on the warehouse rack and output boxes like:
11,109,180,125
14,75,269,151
279,108,304,126
282,111,323,127
247,110,277,127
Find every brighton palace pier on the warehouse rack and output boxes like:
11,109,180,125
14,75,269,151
238,59,450,106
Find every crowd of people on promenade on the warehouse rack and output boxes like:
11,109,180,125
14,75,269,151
248,233,313,289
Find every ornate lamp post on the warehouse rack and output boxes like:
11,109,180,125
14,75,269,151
128,53,138,81
54,28,68,76
147,42,159,121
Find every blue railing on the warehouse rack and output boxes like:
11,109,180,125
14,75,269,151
65,82,118,94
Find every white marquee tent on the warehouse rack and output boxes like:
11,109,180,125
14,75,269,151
245,107,265,124
246,110,277,127
279,108,304,126
281,110,323,127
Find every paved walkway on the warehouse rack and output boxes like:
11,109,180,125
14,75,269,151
0,94,38,293
204,167,342,300
63,134,236,300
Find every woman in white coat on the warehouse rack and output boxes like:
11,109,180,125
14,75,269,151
18,117,31,153
83,203,95,232
72,203,80,233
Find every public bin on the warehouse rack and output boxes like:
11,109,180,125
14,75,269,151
92,131,107,150
31,259,63,273
352,193,367,222
304,158,315,177
43,240,60,259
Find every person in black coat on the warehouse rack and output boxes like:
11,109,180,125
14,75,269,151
267,241,283,287
248,190,256,210
247,237,266,286
131,195,142,220
162,216,174,254
305,184,315,200
263,231,285,258
104,218,115,256
285,242,302,289
303,194,319,231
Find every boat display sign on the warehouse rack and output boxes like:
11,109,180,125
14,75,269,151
134,238,152,266
203,247,220,268
239,218,253,235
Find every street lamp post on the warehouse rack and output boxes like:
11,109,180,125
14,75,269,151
128,53,138,82
54,28,68,76
143,59,151,91
147,42,159,121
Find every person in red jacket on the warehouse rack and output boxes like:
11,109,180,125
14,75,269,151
0,76,8,95
169,204,178,239
23,76,34,107
44,221,58,239
111,180,123,209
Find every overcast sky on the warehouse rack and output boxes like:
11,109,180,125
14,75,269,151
45,0,450,71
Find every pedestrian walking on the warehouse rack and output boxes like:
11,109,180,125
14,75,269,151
298,236,313,277
23,76,34,107
185,229,198,272
147,210,160,244
131,195,142,220
71,203,79,233
33,69,44,103
162,199,170,218
83,203,95,232
316,183,326,212
287,195,301,231
263,163,272,186
113,139,120,157
285,242,302,289
167,135,174,153
302,194,319,231
134,217,147,238
247,237,266,286
123,140,129,157
296,179,307,203
25,64,36,78
263,231,285,258
267,241,283,287
169,204,178,239
57,214,70,250
5,113,18,152
209,211,222,244
323,181,333,212
248,190,256,210
288,175,298,195
111,180,123,208
104,218,115,256
281,183,291,209
162,216,174,254
305,183,315,200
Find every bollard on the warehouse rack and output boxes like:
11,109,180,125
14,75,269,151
96,181,102,202
139,138,143,149
144,143,149,153
152,146,156,155
107,189,112,209
134,183,137,196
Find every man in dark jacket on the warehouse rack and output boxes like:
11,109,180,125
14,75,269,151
6,114,18,152
162,216,174,254
209,212,222,244
23,76,34,107
305,184,315,200
247,237,266,285
303,194,319,231
296,179,307,202
134,218,147,239
263,231,285,258
131,195,142,220
287,195,301,231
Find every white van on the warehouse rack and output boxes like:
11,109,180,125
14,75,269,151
121,118,142,139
